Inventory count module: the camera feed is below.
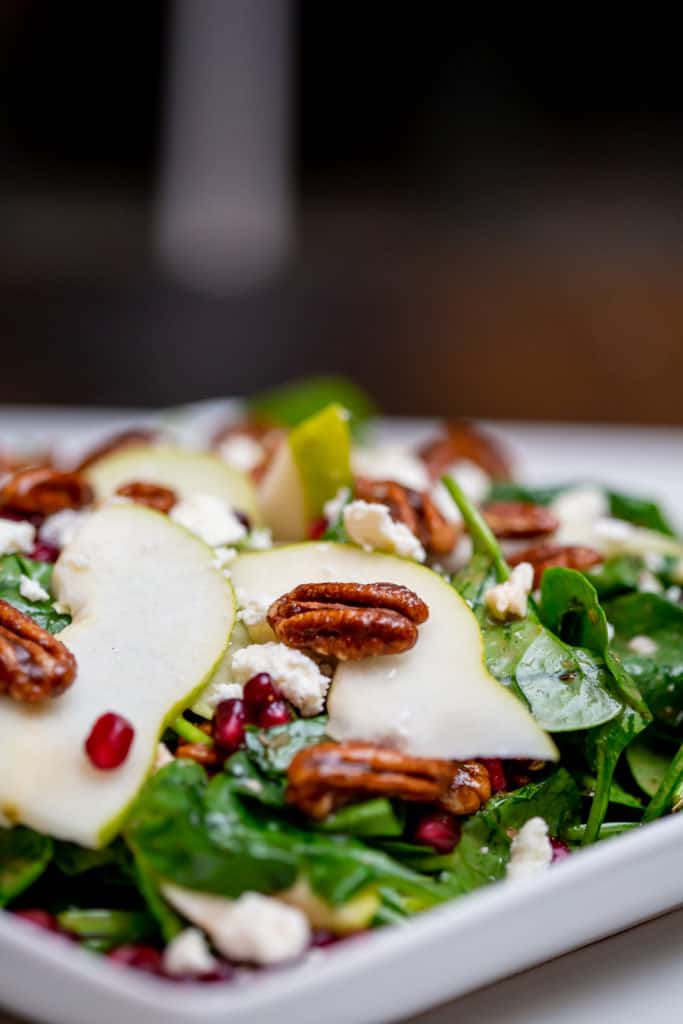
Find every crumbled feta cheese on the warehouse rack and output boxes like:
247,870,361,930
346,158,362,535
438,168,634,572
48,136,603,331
666,585,682,603
40,509,87,549
242,527,273,551
638,570,663,594
232,642,330,716
162,886,310,965
213,546,237,569
628,634,658,657
236,588,276,627
551,486,609,531
154,743,175,772
201,681,243,714
484,563,534,621
644,552,666,573
506,817,552,882
323,486,352,526
442,459,492,506
343,500,426,562
606,621,615,641
18,575,50,603
170,494,247,547
0,518,35,556
217,435,265,474
162,928,218,977
352,446,430,492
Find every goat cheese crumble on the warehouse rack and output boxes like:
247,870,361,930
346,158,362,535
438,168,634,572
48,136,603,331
217,435,265,474
162,886,310,965
0,518,35,556
484,562,534,621
40,509,87,550
18,575,50,603
352,446,430,492
506,817,552,881
232,642,330,716
235,588,276,627
343,500,426,562
551,486,608,532
170,494,247,548
323,486,352,526
162,928,218,977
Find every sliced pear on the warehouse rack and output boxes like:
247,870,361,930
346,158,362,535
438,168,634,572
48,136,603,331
278,876,379,934
258,404,352,541
231,543,557,761
85,445,260,523
0,504,235,848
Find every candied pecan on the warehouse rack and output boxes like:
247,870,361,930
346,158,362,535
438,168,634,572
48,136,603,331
418,421,513,482
0,599,77,703
175,742,221,767
0,467,93,516
354,477,461,555
268,581,429,661
482,501,559,540
76,428,160,471
287,741,491,819
115,480,178,514
508,542,603,588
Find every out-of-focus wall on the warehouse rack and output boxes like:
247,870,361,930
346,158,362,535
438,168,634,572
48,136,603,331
1,2,682,422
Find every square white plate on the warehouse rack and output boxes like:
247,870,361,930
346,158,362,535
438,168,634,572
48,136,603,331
1,406,682,1024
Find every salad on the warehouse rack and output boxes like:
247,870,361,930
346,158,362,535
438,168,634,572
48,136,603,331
1,378,682,983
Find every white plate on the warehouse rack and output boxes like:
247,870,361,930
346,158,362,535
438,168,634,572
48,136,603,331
1,406,682,1024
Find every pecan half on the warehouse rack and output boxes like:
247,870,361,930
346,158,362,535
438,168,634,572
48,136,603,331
175,742,221,768
0,467,93,516
268,582,429,661
76,428,160,471
0,599,77,703
287,741,491,819
418,421,513,482
482,501,559,540
115,480,178,514
354,477,461,555
508,542,604,588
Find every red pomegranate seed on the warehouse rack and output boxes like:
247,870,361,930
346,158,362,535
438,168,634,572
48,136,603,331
213,698,246,751
108,944,163,974
311,929,339,948
85,712,135,770
177,961,235,984
257,700,291,729
413,811,460,853
550,837,571,863
481,758,507,794
14,909,60,932
243,673,281,719
29,542,60,563
308,517,328,540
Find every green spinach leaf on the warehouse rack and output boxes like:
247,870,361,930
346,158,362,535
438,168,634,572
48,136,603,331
0,827,53,906
0,554,70,633
249,376,376,436
244,717,328,776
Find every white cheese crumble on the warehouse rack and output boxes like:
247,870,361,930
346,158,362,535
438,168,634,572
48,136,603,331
551,486,609,532
638,570,663,594
441,459,492,506
162,927,218,977
18,575,50,603
484,562,534,621
40,509,87,550
352,446,430,492
154,743,175,773
162,886,310,965
213,546,238,569
170,494,247,548
0,518,35,556
232,642,330,716
323,486,351,525
235,588,276,627
628,634,658,657
242,527,273,551
217,434,265,474
506,817,552,882
343,500,426,563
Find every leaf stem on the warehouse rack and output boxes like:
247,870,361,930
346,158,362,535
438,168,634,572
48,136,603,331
172,716,213,746
441,475,510,581
642,742,683,822
565,821,639,842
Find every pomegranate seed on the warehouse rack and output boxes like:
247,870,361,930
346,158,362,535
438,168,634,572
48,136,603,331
108,944,163,974
0,509,43,528
14,909,60,932
29,542,60,563
550,837,571,863
308,517,328,540
85,712,134,770
257,700,291,728
179,962,234,984
481,758,507,794
213,698,246,751
243,673,280,719
413,811,460,853
311,928,339,948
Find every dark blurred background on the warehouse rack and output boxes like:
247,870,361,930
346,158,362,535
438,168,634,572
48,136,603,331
1,1,683,422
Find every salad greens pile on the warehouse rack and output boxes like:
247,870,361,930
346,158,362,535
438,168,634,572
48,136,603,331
1,376,682,978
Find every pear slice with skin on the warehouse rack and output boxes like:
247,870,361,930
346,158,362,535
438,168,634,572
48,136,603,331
231,543,558,761
85,445,260,523
258,404,352,541
0,504,235,848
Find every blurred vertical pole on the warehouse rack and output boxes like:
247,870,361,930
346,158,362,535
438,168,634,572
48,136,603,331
158,0,292,293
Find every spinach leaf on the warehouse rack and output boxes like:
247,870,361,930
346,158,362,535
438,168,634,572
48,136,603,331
249,376,376,436
224,751,286,807
586,556,646,599
605,592,683,730
642,741,683,821
576,772,643,810
244,717,328,776
487,482,569,505
0,827,53,906
56,908,157,952
626,733,675,797
0,554,70,633
314,799,405,837
53,841,124,876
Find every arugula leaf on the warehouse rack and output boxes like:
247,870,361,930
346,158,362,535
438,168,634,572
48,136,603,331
249,376,376,436
0,827,53,907
0,554,70,633
244,717,328,776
